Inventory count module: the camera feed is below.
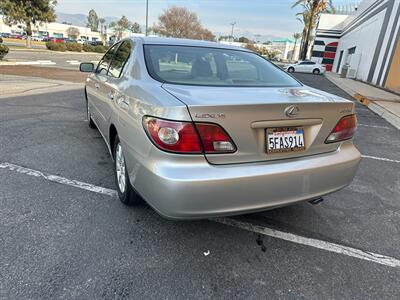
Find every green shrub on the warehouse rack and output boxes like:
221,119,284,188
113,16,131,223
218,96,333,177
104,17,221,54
82,44,109,53
82,44,95,52
45,42,67,52
94,45,109,53
0,44,9,60
66,42,82,52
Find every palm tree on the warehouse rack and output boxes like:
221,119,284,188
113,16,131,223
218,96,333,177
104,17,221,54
99,18,106,43
292,32,302,61
293,0,334,60
296,4,315,60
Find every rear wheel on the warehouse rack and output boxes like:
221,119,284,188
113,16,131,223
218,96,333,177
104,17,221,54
288,67,295,73
313,68,320,75
114,136,142,206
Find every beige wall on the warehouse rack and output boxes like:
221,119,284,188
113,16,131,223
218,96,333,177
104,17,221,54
385,38,400,93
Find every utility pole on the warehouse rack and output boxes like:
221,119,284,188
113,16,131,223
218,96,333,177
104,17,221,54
145,0,149,36
230,21,236,43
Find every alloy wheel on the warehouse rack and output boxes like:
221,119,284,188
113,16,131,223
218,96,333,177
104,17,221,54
115,143,126,194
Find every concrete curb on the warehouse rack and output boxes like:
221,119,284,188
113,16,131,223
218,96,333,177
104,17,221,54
368,102,400,129
325,73,400,130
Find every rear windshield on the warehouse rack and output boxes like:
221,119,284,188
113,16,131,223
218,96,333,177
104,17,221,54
144,45,301,87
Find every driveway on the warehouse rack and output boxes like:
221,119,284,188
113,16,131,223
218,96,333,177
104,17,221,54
0,73,399,299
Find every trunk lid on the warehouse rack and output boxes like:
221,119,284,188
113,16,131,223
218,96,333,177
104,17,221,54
163,84,355,165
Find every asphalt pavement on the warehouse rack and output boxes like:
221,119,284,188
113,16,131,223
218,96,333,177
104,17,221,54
0,73,399,299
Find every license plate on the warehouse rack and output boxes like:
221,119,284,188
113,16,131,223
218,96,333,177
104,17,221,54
266,127,305,153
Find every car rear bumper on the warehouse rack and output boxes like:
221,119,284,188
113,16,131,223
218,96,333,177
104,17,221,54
131,142,361,220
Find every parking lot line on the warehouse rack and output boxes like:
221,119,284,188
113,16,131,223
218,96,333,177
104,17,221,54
358,124,392,129
213,218,400,268
361,155,400,164
1,160,400,269
0,162,117,197
66,60,81,65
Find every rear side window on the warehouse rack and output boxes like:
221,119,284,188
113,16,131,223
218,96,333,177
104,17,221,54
96,43,119,75
109,41,133,78
144,45,300,87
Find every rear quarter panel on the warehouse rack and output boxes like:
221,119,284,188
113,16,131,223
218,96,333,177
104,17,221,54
109,42,192,186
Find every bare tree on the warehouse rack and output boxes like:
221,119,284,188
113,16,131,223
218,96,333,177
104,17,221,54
66,27,80,39
151,6,215,41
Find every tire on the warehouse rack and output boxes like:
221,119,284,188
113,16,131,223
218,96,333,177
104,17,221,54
85,88,96,129
313,68,320,75
288,67,295,73
113,136,142,206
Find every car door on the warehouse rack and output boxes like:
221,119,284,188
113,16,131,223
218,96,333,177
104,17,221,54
88,43,120,136
306,61,317,73
296,61,307,72
107,40,134,141
101,41,133,142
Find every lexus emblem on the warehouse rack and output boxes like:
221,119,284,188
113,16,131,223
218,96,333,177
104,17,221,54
285,105,299,118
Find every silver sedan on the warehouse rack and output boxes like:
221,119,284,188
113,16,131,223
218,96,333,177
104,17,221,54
80,37,360,219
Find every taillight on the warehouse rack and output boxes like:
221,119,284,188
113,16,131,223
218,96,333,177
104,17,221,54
143,116,236,154
196,123,236,153
325,114,357,143
143,117,202,153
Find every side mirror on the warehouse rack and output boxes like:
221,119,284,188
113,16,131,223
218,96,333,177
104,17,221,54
80,62,94,73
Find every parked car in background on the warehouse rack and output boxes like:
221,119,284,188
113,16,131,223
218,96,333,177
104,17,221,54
10,34,24,39
83,40,104,46
76,39,87,44
42,36,52,42
90,40,104,46
1,33,11,38
284,61,326,75
79,37,360,220
51,37,65,43
31,36,42,41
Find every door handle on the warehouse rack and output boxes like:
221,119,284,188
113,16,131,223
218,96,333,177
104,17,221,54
108,91,115,101
94,83,100,89
118,97,130,110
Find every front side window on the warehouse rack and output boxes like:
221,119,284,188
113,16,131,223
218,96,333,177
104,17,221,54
109,41,133,78
144,45,300,87
96,43,119,75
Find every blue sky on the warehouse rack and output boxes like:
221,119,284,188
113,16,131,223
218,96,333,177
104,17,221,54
57,0,356,39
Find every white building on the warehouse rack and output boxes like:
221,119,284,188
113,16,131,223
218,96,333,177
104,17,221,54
270,38,301,61
311,0,400,93
220,38,300,61
0,17,102,41
0,16,145,43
